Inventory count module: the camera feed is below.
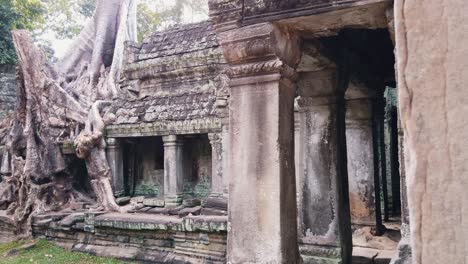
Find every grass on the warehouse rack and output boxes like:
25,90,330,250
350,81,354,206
0,239,126,264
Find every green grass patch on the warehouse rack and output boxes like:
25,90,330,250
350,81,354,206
0,239,126,264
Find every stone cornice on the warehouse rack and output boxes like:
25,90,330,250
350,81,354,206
215,22,300,82
209,0,390,30
106,118,223,138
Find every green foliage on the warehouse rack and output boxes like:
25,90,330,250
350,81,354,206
137,1,161,42
40,0,96,40
0,0,209,64
137,0,209,41
0,0,45,64
0,239,127,264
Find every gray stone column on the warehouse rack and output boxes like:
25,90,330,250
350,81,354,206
105,138,124,197
296,70,352,263
162,135,184,207
218,22,301,263
345,85,380,228
208,133,224,197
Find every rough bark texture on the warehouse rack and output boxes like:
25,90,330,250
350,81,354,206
0,0,137,235
395,0,468,263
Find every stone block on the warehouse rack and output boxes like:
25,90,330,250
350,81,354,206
390,237,412,264
116,197,131,205
178,206,201,217
131,196,145,204
375,250,396,264
147,207,170,215
182,198,201,207
168,205,185,215
200,208,227,216
352,247,379,264
202,197,227,211
143,198,165,207
137,207,152,213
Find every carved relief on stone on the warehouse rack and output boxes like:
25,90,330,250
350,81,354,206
212,73,231,109
214,73,230,97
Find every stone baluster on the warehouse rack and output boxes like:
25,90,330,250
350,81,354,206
105,138,124,197
162,135,185,207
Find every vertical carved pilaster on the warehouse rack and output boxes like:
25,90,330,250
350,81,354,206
208,133,224,197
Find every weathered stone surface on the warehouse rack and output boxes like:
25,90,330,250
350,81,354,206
352,247,378,264
295,70,352,263
374,250,396,264
163,135,185,207
143,197,165,207
115,196,131,205
345,82,379,227
182,198,201,207
219,22,301,263
395,0,468,263
130,196,145,204
202,197,227,211
178,206,202,217
106,138,125,197
148,207,170,215
107,21,228,138
200,208,226,216
390,237,412,264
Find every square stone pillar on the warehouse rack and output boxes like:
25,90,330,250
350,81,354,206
162,135,184,207
296,70,352,263
345,84,382,230
208,133,224,197
105,138,124,197
218,22,301,263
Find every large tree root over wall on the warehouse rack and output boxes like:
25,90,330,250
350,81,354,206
0,0,137,236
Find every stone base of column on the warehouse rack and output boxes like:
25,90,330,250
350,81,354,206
300,243,342,264
165,194,183,208
390,237,412,264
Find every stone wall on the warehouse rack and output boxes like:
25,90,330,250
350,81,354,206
0,65,16,121
32,212,227,263
395,0,468,263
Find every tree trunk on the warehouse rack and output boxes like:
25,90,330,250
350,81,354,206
0,0,137,234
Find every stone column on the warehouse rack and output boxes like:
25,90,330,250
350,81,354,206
105,138,124,197
208,133,224,197
296,70,352,263
162,135,184,207
218,22,301,263
345,84,381,229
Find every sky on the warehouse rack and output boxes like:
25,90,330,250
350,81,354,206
45,0,209,59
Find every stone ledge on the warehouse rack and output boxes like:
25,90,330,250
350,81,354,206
106,118,222,138
94,213,228,233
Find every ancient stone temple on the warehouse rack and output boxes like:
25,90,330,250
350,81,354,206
1,0,468,263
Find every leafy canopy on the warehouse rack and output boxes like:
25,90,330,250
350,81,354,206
0,0,209,64
0,0,45,64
